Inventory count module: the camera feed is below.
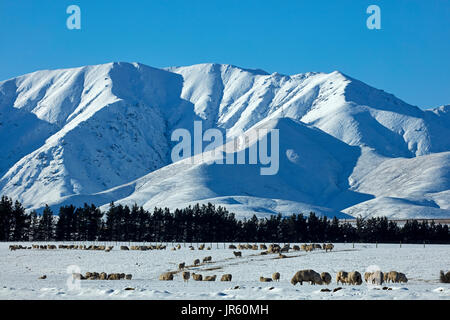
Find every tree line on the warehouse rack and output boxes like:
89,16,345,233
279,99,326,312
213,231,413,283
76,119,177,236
0,196,449,243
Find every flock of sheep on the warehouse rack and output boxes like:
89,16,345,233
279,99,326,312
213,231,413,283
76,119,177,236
8,242,449,286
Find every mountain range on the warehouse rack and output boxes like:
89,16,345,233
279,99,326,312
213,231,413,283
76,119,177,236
0,62,449,219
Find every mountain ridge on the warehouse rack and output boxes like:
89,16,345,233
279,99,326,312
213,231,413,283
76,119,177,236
0,62,449,219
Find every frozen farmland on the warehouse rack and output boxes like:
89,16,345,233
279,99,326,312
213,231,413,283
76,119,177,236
1,242,449,300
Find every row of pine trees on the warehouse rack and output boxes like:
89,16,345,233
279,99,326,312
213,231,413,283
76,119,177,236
0,196,449,243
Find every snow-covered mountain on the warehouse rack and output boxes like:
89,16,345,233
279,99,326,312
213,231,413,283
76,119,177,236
0,62,449,219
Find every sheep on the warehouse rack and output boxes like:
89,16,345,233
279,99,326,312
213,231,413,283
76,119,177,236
260,251,268,255
364,272,372,283
125,274,133,280
272,272,280,282
233,251,242,258
321,272,332,285
193,259,200,266
38,275,47,280
159,272,174,281
198,244,205,250
397,272,408,283
203,275,217,281
291,270,323,285
229,245,237,249
260,244,267,250
178,262,186,270
192,273,203,281
108,273,121,280
336,271,349,285
385,271,399,283
176,244,181,250
99,272,108,280
348,271,362,285
440,271,450,283
120,246,129,250
313,244,322,250
203,256,212,263
260,277,273,282
268,244,281,254
366,271,384,285
324,243,334,252
280,246,289,253
221,274,232,281
182,271,190,282
292,245,300,251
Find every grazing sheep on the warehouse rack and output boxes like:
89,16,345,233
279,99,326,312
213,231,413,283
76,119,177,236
125,274,132,280
176,244,181,250
324,243,334,252
300,244,307,251
99,272,108,280
120,246,129,251
386,271,399,283
203,256,212,263
221,274,232,281
203,275,217,281
397,272,408,283
198,244,205,250
192,273,203,281
321,272,332,285
194,259,200,266
182,271,190,282
336,271,349,285
159,272,174,281
178,262,186,270
38,275,47,280
268,244,281,254
233,251,242,258
313,244,322,250
368,271,384,285
348,271,362,285
260,277,273,282
280,246,289,253
440,271,450,283
229,245,237,249
260,251,268,255
260,244,267,250
291,270,323,285
272,272,280,282
292,245,300,251
108,273,121,280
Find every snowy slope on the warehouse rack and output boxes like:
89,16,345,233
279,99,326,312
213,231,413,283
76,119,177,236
0,62,449,219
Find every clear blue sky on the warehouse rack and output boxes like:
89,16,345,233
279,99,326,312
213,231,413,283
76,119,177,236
0,0,448,108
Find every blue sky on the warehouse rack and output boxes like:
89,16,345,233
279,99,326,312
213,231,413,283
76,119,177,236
0,0,448,108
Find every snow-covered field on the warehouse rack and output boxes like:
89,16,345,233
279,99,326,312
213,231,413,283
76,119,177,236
1,242,449,300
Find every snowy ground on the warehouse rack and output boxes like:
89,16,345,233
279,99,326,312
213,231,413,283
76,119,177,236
1,242,449,300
